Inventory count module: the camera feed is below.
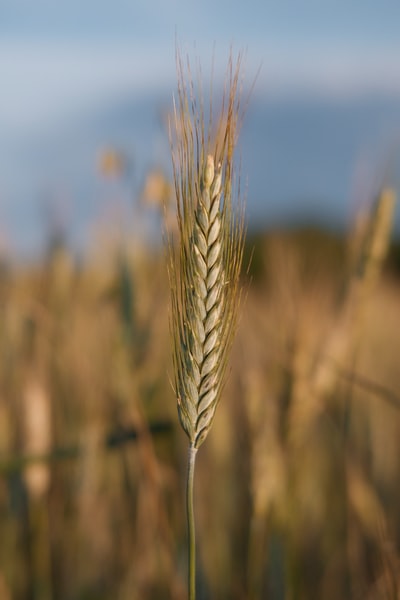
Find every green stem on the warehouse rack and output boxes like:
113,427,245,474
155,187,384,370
187,443,198,600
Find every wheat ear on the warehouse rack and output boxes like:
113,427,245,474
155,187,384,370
168,51,245,598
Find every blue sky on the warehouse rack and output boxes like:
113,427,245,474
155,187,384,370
2,0,400,136
1,1,400,256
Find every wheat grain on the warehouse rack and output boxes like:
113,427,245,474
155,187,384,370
167,50,247,599
169,52,245,449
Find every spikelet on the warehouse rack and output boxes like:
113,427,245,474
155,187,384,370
168,52,245,449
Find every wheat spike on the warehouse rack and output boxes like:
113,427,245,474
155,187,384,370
169,52,245,449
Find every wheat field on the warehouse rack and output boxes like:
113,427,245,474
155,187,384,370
0,48,399,600
0,187,399,598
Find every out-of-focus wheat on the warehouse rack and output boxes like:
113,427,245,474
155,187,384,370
288,187,397,445
22,378,52,499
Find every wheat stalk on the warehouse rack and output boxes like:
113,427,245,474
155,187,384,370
168,50,246,598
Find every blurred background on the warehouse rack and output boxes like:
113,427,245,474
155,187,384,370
1,1,400,599
2,0,400,257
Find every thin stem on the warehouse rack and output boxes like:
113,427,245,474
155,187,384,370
187,443,198,600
